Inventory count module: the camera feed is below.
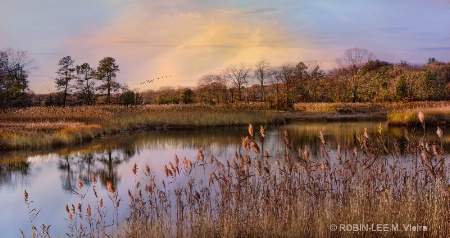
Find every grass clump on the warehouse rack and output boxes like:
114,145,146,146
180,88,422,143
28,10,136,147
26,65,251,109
388,108,450,126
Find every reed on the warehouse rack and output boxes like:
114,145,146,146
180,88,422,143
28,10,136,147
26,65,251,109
21,119,450,237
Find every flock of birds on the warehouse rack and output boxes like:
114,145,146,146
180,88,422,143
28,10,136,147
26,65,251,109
135,75,172,85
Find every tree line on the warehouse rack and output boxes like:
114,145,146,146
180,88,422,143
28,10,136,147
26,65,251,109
2,47,450,109
189,48,450,108
53,55,134,107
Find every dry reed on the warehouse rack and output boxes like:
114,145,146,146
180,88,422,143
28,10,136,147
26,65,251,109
21,117,450,237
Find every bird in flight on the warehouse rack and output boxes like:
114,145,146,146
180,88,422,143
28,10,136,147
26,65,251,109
135,76,172,85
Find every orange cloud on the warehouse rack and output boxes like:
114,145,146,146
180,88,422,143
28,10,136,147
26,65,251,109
73,2,323,91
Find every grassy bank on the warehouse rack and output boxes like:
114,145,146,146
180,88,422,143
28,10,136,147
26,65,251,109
388,108,450,126
294,101,450,113
294,102,450,125
0,105,281,151
3,102,450,151
23,123,450,237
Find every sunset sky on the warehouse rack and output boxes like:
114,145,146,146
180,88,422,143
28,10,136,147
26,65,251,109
1,0,450,93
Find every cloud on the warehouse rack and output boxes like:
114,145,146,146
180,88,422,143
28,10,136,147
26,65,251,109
70,1,315,91
7,0,449,93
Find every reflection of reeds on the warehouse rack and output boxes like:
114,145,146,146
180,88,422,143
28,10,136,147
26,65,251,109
22,121,450,237
125,124,450,237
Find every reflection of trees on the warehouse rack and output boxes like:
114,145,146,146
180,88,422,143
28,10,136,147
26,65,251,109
58,155,76,191
78,153,95,186
2,122,450,192
56,145,134,191
0,158,30,187
97,148,123,189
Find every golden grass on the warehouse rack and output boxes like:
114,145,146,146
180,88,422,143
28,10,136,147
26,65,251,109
4,102,450,151
0,105,281,151
294,101,450,113
388,108,450,126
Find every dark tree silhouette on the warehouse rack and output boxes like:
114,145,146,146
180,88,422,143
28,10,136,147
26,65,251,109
55,56,76,107
0,48,34,108
76,63,96,105
96,57,120,104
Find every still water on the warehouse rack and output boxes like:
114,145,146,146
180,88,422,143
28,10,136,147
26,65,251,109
0,121,446,237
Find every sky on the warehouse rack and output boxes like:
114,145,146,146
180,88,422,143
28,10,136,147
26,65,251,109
1,0,450,93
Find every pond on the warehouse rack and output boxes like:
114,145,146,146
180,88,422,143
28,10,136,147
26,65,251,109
0,121,447,237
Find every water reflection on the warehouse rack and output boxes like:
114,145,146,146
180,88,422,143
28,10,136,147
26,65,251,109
0,157,30,188
0,122,448,237
56,145,136,192
0,122,447,190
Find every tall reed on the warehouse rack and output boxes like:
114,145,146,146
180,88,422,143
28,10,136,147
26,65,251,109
22,116,450,237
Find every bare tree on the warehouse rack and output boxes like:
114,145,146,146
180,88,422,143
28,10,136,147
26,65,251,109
278,63,297,107
253,60,271,102
197,74,227,104
223,64,251,102
336,47,375,72
336,47,375,103
270,68,283,109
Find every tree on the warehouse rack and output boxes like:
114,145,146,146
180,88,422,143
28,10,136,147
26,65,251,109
423,62,450,100
196,74,228,104
336,47,375,103
180,88,194,104
304,63,325,102
395,75,408,101
428,58,437,64
398,67,426,101
223,64,251,102
0,48,34,108
96,57,120,104
253,60,271,102
119,90,142,106
277,63,297,108
75,63,96,105
55,56,75,107
270,67,284,109
359,60,393,102
291,62,308,102
156,87,180,104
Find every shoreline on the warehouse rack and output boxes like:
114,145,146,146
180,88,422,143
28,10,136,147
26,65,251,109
1,103,449,152
281,111,387,122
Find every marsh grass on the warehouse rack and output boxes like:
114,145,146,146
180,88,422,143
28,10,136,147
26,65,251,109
4,102,449,150
0,105,281,151
388,108,450,126
295,101,450,113
22,117,450,237
295,101,450,125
